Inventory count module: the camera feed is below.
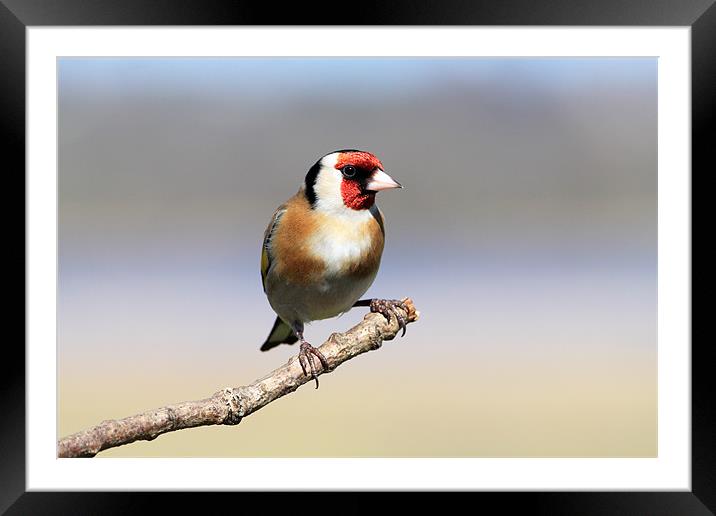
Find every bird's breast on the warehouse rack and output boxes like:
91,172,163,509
308,210,383,278
269,193,385,287
265,201,385,323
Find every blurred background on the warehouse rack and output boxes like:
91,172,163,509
58,57,657,457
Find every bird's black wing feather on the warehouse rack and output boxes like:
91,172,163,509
260,205,286,293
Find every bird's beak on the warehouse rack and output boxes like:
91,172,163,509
365,169,403,191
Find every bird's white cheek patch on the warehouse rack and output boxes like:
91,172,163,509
313,156,345,214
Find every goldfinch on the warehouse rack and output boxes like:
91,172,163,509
260,149,407,387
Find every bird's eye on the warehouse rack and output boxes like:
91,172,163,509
342,166,357,178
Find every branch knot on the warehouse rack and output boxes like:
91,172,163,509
222,387,244,425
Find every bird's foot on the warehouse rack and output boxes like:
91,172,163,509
370,298,410,337
297,341,329,389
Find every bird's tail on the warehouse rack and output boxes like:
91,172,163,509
260,316,299,351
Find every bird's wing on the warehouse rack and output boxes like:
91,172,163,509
261,204,286,292
370,204,385,237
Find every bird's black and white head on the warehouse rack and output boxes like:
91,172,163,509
304,150,402,214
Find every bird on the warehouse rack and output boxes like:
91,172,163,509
259,149,408,388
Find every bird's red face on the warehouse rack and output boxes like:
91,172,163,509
334,151,402,211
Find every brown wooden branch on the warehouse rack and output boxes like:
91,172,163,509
57,298,419,458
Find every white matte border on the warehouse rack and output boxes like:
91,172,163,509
27,27,690,491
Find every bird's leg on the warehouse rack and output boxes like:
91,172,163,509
353,298,409,337
291,321,329,389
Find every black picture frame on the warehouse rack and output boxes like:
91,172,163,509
4,1,712,513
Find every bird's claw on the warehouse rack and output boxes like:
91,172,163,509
370,299,409,337
298,342,329,389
